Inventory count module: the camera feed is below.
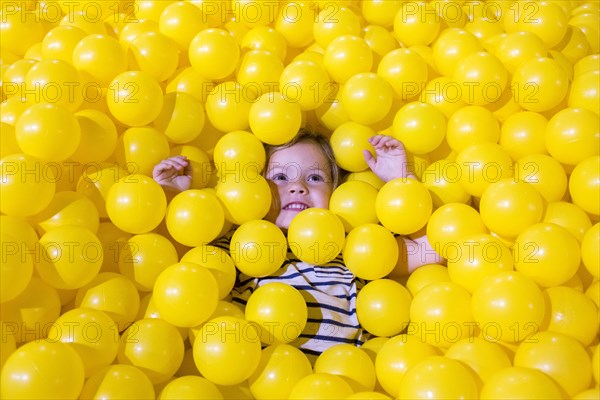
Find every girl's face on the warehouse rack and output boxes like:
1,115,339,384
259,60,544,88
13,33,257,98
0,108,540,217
265,141,334,229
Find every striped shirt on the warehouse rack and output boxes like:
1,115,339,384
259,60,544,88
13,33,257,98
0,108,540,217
211,232,367,361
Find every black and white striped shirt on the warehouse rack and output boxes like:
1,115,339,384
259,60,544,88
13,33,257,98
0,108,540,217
211,232,367,361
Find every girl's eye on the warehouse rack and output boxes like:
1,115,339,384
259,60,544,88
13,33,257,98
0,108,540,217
271,173,287,182
308,174,324,182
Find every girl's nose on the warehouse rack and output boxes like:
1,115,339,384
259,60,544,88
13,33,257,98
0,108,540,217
288,181,307,194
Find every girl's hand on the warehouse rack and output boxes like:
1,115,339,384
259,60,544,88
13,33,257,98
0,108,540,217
152,155,192,192
363,135,417,182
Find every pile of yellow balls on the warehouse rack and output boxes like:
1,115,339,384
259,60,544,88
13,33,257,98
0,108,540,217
1,0,599,399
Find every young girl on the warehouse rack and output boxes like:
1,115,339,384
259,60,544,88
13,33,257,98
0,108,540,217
153,130,442,359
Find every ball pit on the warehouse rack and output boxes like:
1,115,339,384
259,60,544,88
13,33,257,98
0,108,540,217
0,1,599,399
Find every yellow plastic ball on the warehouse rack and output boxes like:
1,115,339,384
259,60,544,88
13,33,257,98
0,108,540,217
405,264,450,297
471,271,546,343
34,226,102,290
287,208,346,265
593,343,600,385
542,201,592,243
0,215,36,303
455,142,514,198
213,130,265,178
330,121,375,172
205,81,252,133
356,279,412,338
40,25,85,62
393,2,441,46
215,175,272,225
153,92,206,144
76,162,129,219
230,219,287,277
324,35,373,84
118,318,185,384
498,111,548,160
165,189,224,247
410,281,475,348
493,31,547,74
248,92,302,145
71,109,118,164
0,4,45,56
28,190,100,235
361,0,402,28
106,174,167,234
117,232,178,291
153,262,219,328
0,341,84,399
158,1,209,51
47,308,119,377
446,231,514,294
73,34,127,87
274,1,315,48
345,169,385,190
193,316,262,386
545,108,599,167
189,28,240,80
247,344,312,400
313,6,361,49
376,178,432,235
432,28,483,77
16,103,81,162
445,337,512,385
340,72,394,126
165,66,213,102
426,202,487,255
107,70,164,127
375,334,440,398
329,180,379,232
446,105,500,152
279,59,331,111
397,356,479,400
75,272,140,331
314,344,376,392
378,48,428,100
513,153,568,202
102,133,155,179
453,51,508,106
514,331,592,397
511,57,569,112
237,50,285,100
24,58,82,108
514,222,581,287
505,0,568,48
479,179,544,239
581,223,599,279
479,366,564,399
420,76,468,119
343,224,398,281
541,286,599,346
181,245,237,300
128,30,180,82
392,102,446,155
241,26,288,61
245,282,308,345
569,155,600,216
568,69,600,115
288,372,354,400
159,375,223,400
573,53,600,77
0,277,61,343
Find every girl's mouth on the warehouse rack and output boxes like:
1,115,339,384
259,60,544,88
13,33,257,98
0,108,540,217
282,202,310,211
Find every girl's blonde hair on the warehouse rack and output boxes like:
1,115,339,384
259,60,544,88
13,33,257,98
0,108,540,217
264,128,343,188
